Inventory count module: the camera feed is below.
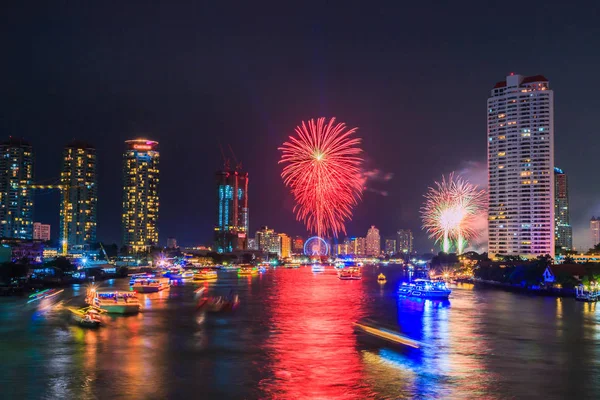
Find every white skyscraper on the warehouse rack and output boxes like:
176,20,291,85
365,225,381,256
487,74,554,258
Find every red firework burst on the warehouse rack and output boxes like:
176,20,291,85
279,117,364,238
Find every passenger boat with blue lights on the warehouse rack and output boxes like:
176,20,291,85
398,279,451,300
86,288,141,314
132,276,170,293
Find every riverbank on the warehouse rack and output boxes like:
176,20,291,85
471,278,574,297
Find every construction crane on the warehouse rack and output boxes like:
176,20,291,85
21,182,90,255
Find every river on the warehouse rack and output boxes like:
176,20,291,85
1,265,599,399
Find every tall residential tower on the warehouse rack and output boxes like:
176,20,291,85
215,169,249,253
60,141,97,248
554,167,572,253
122,139,160,252
487,74,554,258
397,229,413,254
365,225,381,256
0,138,34,239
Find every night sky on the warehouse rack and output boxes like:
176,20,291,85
2,2,599,251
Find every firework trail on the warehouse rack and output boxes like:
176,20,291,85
421,173,486,254
279,117,364,238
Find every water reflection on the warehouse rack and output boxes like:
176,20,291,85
2,266,600,399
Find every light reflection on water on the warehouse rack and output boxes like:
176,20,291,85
1,266,600,399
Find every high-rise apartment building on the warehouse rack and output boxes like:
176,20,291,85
279,233,291,259
591,217,600,249
247,238,257,250
488,74,554,257
366,225,381,256
33,222,50,241
122,139,160,252
397,229,413,254
0,138,34,239
166,237,177,249
385,239,396,255
215,169,249,253
554,168,572,252
256,226,280,255
292,236,304,254
345,237,366,256
60,141,97,248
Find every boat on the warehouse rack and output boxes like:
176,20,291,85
311,263,325,272
181,270,195,279
338,267,362,280
284,263,300,269
237,266,259,276
193,269,218,280
575,285,598,302
68,306,103,328
398,279,451,300
132,277,170,293
86,288,141,314
377,273,386,283
27,288,64,304
354,321,421,348
197,294,240,312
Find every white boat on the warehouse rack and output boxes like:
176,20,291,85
132,277,170,293
311,264,325,272
575,285,598,302
86,289,141,314
398,279,451,300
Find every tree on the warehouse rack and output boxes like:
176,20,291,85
46,257,75,273
0,262,29,283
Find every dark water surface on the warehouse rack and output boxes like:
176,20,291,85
1,266,599,399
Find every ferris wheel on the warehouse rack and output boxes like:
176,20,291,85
304,236,329,256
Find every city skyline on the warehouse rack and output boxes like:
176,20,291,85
2,3,600,251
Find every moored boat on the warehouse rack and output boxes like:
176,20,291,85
575,285,598,302
398,279,451,300
86,288,141,314
132,277,170,293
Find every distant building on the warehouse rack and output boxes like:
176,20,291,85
292,236,304,254
256,226,280,256
122,139,160,252
345,237,366,256
33,223,51,241
366,226,381,256
167,237,177,249
247,238,257,250
279,233,291,259
336,242,348,256
385,239,396,255
0,138,34,239
1,239,43,264
592,217,600,248
554,168,572,252
214,168,249,253
60,141,97,248
397,229,413,254
488,74,554,258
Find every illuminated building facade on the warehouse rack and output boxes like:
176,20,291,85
554,168,572,252
256,226,281,255
397,229,413,254
385,239,396,255
488,74,554,258
33,222,51,241
279,233,291,259
292,236,304,254
591,217,600,248
122,139,160,252
344,237,366,256
215,169,249,253
60,141,97,248
365,225,381,256
0,138,34,239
